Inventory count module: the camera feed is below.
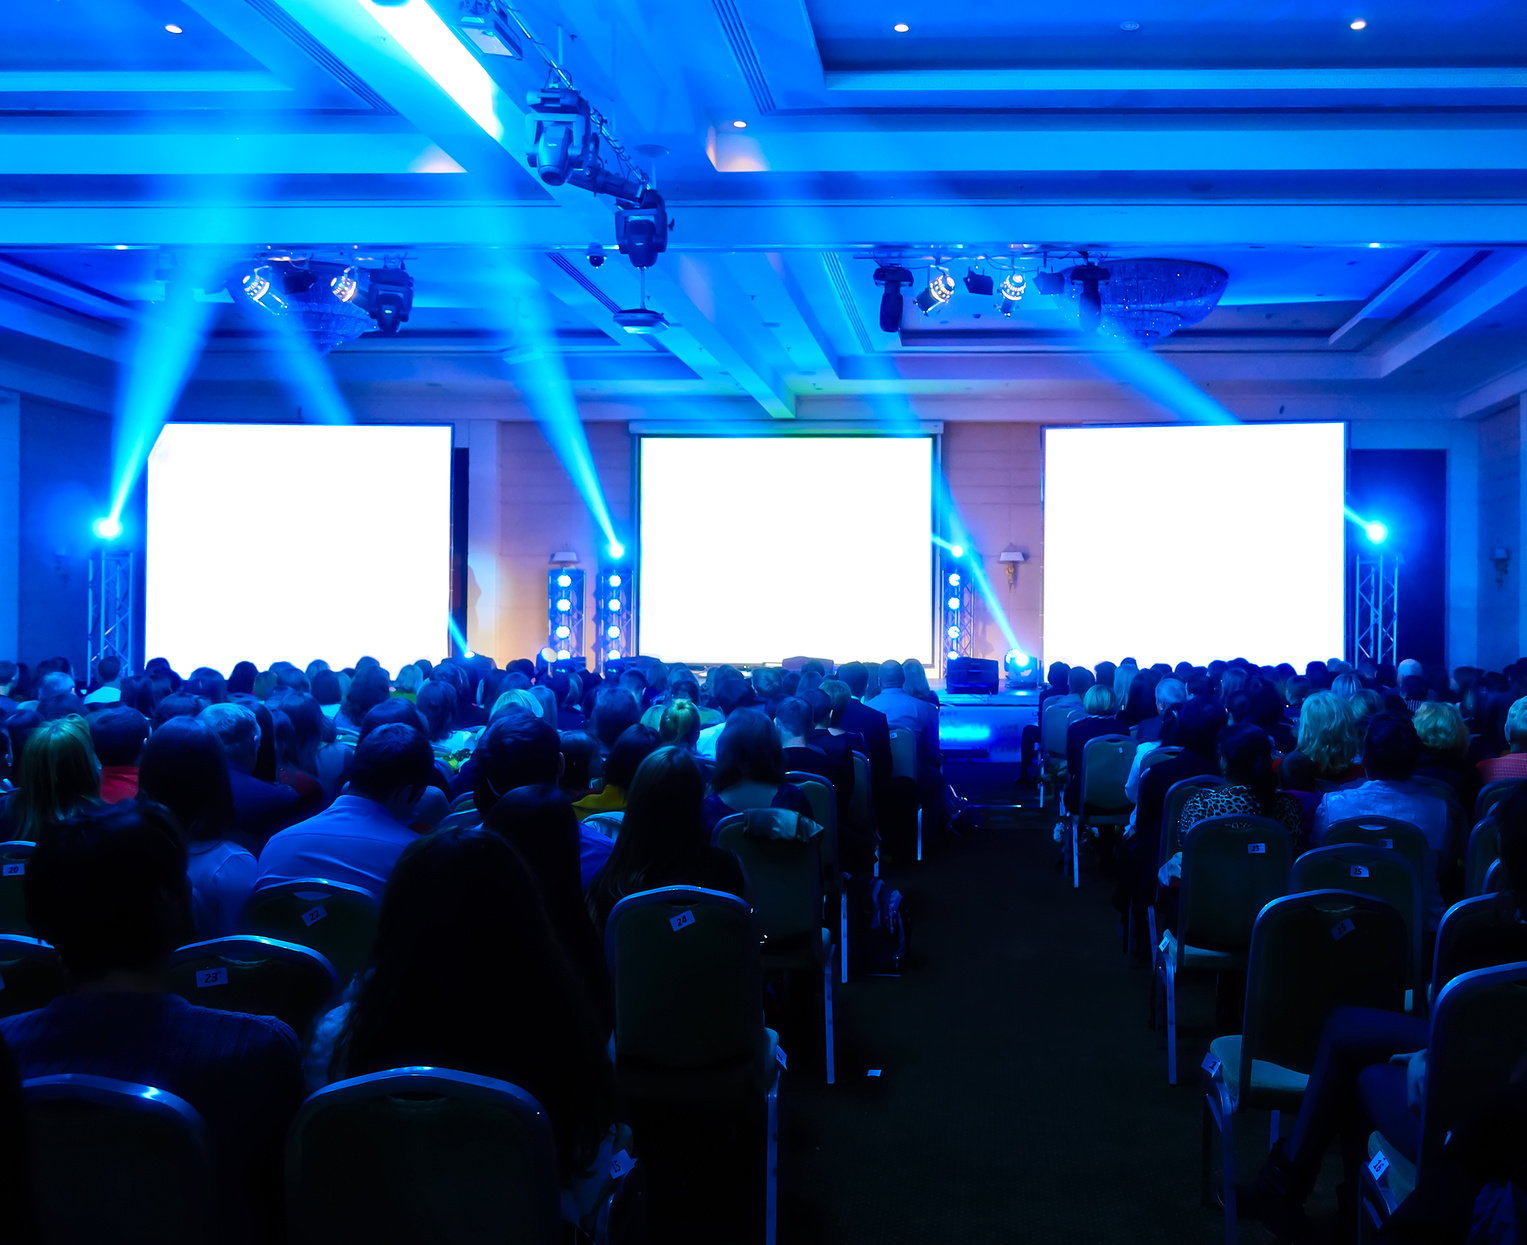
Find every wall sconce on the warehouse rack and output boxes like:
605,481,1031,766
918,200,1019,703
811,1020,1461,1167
1494,547,1511,586
999,547,1028,586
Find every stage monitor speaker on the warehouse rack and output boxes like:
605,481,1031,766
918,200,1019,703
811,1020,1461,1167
946,657,999,694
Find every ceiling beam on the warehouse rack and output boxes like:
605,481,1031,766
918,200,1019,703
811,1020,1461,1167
1455,359,1527,418
823,68,1527,93
1328,250,1480,344
0,131,463,176
1374,250,1527,376
0,291,124,360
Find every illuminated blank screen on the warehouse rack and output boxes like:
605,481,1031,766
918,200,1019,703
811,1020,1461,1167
639,436,933,665
147,423,452,673
1043,423,1346,669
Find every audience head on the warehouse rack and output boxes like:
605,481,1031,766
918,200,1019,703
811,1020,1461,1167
197,701,260,775
751,667,783,704
226,661,258,696
2,710,43,770
658,698,702,748
153,693,207,731
11,716,100,840
558,731,599,794
804,689,834,731
358,697,427,742
310,669,342,707
590,687,641,750
902,660,931,699
93,655,122,687
1082,684,1116,717
1067,666,1095,697
587,746,708,923
1397,657,1424,685
714,708,786,792
820,679,852,727
348,723,436,820
414,679,457,742
712,677,753,718
1349,688,1385,739
838,662,869,698
185,667,228,705
137,716,237,842
491,688,544,723
1295,692,1356,776
1172,697,1230,758
878,660,905,691
117,675,161,718
1506,696,1527,753
1154,677,1187,716
88,706,150,768
1414,701,1470,759
774,696,815,744
26,801,190,981
1362,713,1421,782
529,685,559,724
0,661,16,696
1217,721,1276,809
474,714,562,815
603,724,662,792
341,666,392,726
1094,660,1117,690
37,671,75,701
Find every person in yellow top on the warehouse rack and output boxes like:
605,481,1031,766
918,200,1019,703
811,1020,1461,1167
571,725,660,821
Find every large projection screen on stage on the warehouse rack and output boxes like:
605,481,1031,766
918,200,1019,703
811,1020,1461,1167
147,423,452,673
639,436,934,665
1043,423,1346,669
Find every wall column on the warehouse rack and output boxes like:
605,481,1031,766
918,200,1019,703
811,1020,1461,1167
0,391,17,662
465,420,506,661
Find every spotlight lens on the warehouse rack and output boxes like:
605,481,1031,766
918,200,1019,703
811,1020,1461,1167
557,649,570,660
731,120,748,129
607,541,625,559
164,23,183,33
950,544,964,558
1005,648,1029,667
540,647,556,661
948,650,959,661
1350,18,1366,29
557,573,571,588
893,22,909,32
555,625,569,639
556,599,570,612
947,625,960,639
92,516,122,541
948,572,961,587
948,597,961,610
607,625,620,639
609,599,621,611
608,649,621,661
1366,521,1388,544
464,650,475,659
608,574,622,588
330,267,359,302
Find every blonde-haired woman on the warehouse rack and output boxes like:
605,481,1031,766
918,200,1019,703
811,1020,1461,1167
1292,692,1362,786
1414,701,1478,811
3,716,101,841
1477,696,1527,785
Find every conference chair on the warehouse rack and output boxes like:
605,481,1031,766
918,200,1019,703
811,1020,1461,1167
1359,962,1527,1241
717,808,835,1082
0,841,35,935
1290,845,1424,1009
848,750,876,875
1321,817,1429,897
1475,778,1524,824
1153,815,1292,1084
1483,857,1504,893
1069,734,1136,890
604,886,780,1245
168,935,340,1036
1202,891,1408,1245
286,1067,562,1245
785,771,848,984
1137,745,1182,780
886,727,922,862
24,1073,212,1245
242,878,379,986
1431,894,1527,1006
1157,776,1226,877
1040,703,1084,809
435,806,483,834
0,934,64,1019
1465,816,1502,897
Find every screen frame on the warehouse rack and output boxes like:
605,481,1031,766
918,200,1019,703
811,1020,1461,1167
1039,420,1351,670
632,430,943,668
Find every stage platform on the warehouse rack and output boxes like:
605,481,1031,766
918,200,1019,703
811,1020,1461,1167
936,687,1039,764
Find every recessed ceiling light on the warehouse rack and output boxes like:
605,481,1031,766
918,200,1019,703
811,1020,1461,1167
893,23,910,33
1349,18,1367,29
731,119,747,129
164,23,183,33
1368,242,1382,248
113,244,129,251
1120,21,1141,31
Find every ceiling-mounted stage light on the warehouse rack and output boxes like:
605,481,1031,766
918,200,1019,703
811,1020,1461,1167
873,264,914,333
1034,270,1065,297
457,0,522,57
963,269,994,296
363,265,414,334
1071,262,1111,333
615,189,668,268
914,271,955,314
526,88,591,187
330,266,359,303
998,272,1025,316
241,265,285,310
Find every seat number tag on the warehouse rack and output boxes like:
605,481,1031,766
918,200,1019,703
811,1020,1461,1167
301,905,328,926
197,968,228,988
1247,843,1265,854
2,863,23,876
610,1149,634,1180
1350,865,1370,878
1380,838,1394,850
775,1046,788,1069
1368,1151,1390,1180
669,910,694,932
1331,918,1356,941
1202,1054,1222,1078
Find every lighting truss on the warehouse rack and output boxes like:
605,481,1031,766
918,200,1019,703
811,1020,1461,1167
941,557,974,678
547,567,585,663
1353,552,1400,669
87,548,133,679
597,564,633,674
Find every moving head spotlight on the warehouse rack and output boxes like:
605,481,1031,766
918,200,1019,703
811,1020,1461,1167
526,88,591,187
615,190,669,268
363,266,414,334
873,265,914,333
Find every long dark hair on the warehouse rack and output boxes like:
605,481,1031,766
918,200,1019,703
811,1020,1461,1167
137,717,237,843
712,708,784,793
340,827,612,1179
1218,722,1277,813
267,690,324,777
586,746,707,934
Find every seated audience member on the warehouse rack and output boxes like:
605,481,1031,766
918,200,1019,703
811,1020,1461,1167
776,695,854,823
1413,700,1480,812
1348,688,1385,741
185,667,229,705
334,665,391,734
82,654,123,708
750,667,784,718
573,725,661,821
1477,695,1527,785
1243,678,1297,753
37,679,85,722
138,716,256,937
1315,713,1453,927
226,661,258,697
530,684,560,725
318,827,613,1196
491,686,545,722
88,706,148,803
269,689,346,802
590,687,642,757
311,669,343,719
1165,723,1304,880
1,716,100,841
695,676,753,759
116,675,160,719
1067,666,1097,701
703,708,812,838
199,702,301,848
392,664,421,702
2,803,303,1243
836,662,893,814
473,712,562,818
1241,782,1527,1241
587,747,748,938
1133,676,1185,746
807,686,863,824
1283,691,1362,789
1064,684,1124,810
153,692,207,730
902,659,938,705
559,731,600,800
658,697,703,750
552,674,586,732
617,668,648,710
257,723,436,898
867,660,940,765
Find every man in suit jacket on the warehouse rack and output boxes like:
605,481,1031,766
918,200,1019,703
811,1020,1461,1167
836,663,894,839
199,703,302,851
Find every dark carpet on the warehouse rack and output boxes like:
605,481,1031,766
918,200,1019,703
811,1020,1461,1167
775,797,1342,1244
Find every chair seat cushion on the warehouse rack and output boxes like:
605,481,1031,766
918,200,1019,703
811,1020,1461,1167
1209,1035,1309,1111
1161,930,1247,974
1368,1131,1417,1211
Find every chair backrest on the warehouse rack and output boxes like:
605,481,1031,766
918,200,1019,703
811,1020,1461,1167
24,1073,211,1244
1239,891,1408,1085
1291,845,1423,997
168,936,340,1036
1042,703,1083,758
1484,857,1505,894
1418,963,1527,1175
604,886,764,1077
1433,895,1527,995
785,772,838,840
716,813,827,949
1139,746,1183,776
887,728,918,781
0,934,65,1019
1466,817,1502,897
0,840,36,936
1176,815,1292,959
286,1066,561,1245
242,878,379,986
1079,735,1136,810
1159,776,1226,867
1476,778,1524,824
435,808,482,834
849,751,871,832
447,791,476,815
1321,816,1428,890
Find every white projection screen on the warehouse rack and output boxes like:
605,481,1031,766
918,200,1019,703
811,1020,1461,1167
638,436,934,665
1043,423,1346,669
147,423,453,673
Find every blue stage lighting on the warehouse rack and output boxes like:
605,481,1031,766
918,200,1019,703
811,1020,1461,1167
556,598,571,612
92,515,122,541
948,596,960,611
557,648,571,660
608,540,625,560
464,649,476,659
609,599,621,611
607,573,622,588
947,572,961,587
555,625,570,639
948,649,959,661
557,573,572,588
1366,521,1388,544
540,646,556,662
947,625,960,638
607,625,620,639
608,648,621,660
950,544,964,558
